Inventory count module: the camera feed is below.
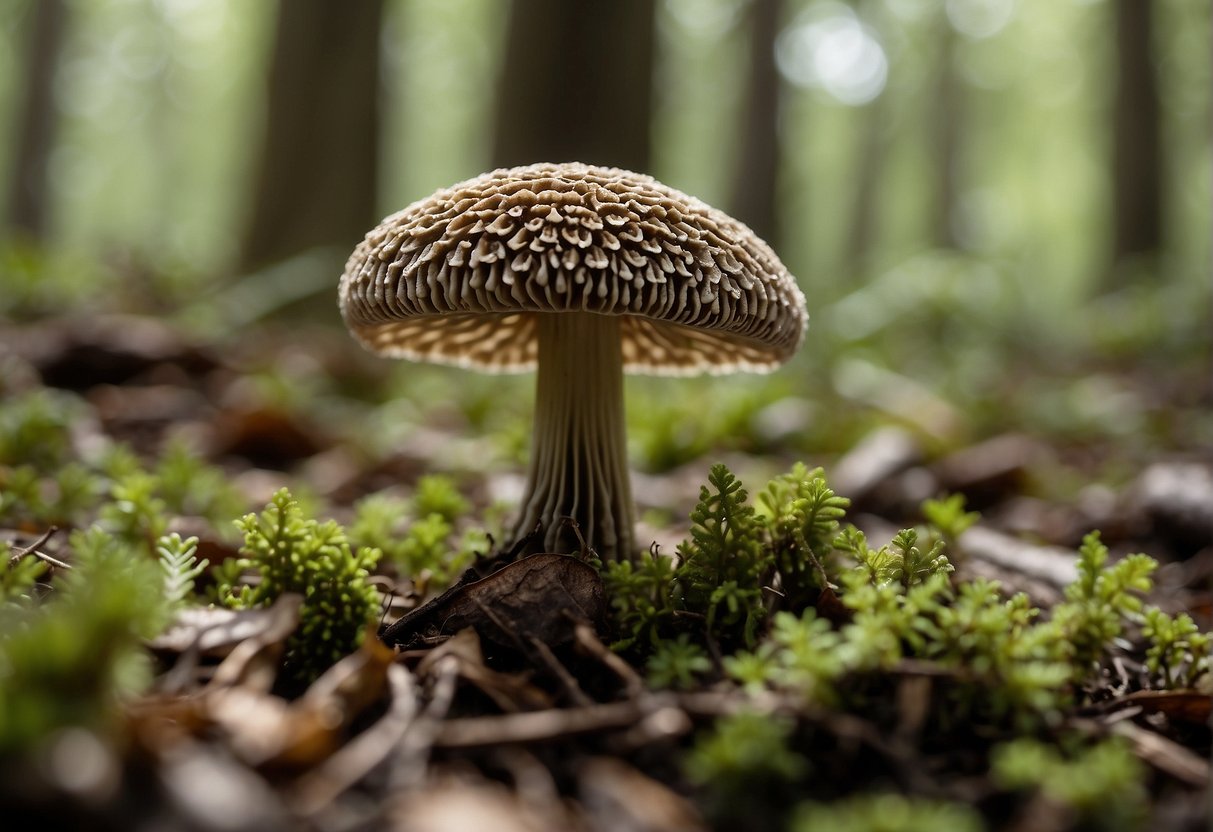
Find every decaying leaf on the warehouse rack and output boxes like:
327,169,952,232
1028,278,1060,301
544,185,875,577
382,553,607,649
416,628,554,712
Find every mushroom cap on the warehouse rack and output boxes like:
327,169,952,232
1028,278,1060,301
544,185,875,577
339,163,807,375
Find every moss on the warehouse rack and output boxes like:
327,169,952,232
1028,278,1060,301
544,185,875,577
220,489,382,683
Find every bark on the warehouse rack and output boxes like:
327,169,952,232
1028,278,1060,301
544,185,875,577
846,87,889,274
728,0,783,247
239,0,384,271
929,16,961,249
1110,0,1161,271
5,0,67,240
492,0,654,173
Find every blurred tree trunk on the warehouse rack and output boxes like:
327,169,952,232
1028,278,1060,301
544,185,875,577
846,1,890,276
1110,0,1161,274
492,0,654,172
5,0,67,241
239,0,384,271
929,17,961,249
846,90,889,276
729,0,782,247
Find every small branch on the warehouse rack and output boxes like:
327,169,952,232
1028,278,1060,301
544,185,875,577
293,663,418,816
7,526,68,569
572,621,646,699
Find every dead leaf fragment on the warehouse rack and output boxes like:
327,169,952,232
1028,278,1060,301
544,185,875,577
382,553,606,648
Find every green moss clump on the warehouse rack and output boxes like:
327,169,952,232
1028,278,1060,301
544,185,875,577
349,480,485,592
789,793,985,832
0,527,167,751
991,738,1147,831
220,488,381,682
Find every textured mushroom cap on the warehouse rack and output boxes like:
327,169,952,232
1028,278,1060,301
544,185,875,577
339,163,807,375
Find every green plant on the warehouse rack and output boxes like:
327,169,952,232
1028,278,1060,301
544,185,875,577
2,545,48,607
1141,606,1211,689
154,439,246,531
921,494,979,542
350,491,483,591
757,463,850,604
684,710,808,798
411,474,471,523
724,610,844,703
837,527,953,590
675,464,770,645
157,533,207,608
99,471,168,552
789,793,985,832
602,547,678,650
646,633,712,689
0,527,167,750
1053,532,1154,672
220,489,382,682
991,738,1147,831
0,389,80,469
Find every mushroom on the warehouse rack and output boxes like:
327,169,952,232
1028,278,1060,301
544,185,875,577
339,163,806,561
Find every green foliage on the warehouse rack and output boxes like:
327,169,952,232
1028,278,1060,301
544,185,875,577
0,390,79,469
154,439,246,530
221,489,382,681
0,465,42,525
349,487,483,591
645,633,711,690
1141,607,1211,689
724,610,844,702
602,547,678,650
758,463,850,605
837,527,953,591
758,462,850,556
921,494,979,542
412,474,471,524
1,547,48,607
675,464,770,644
789,793,986,832
0,390,245,542
1054,532,1155,671
1,461,109,530
684,710,808,795
0,527,167,750
991,738,1147,831
99,471,168,552
157,533,207,608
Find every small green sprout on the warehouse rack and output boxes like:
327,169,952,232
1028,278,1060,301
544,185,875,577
991,738,1147,831
646,633,711,689
221,489,381,682
157,533,207,608
1141,607,1211,689
790,793,985,832
921,493,979,541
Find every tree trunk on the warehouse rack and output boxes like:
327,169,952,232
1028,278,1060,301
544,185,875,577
239,0,384,271
1110,0,1161,272
929,16,961,249
492,0,654,173
5,0,67,241
728,0,782,247
846,85,889,275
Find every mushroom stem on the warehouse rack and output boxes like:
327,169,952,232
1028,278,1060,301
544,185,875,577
514,311,635,561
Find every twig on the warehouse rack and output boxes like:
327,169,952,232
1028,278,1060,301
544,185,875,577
528,635,594,708
572,621,646,699
7,526,68,569
434,697,666,749
293,663,418,816
388,654,459,790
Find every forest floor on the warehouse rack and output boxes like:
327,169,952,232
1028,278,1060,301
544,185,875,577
0,310,1210,832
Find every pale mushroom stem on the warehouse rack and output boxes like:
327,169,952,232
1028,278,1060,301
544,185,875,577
514,311,635,561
